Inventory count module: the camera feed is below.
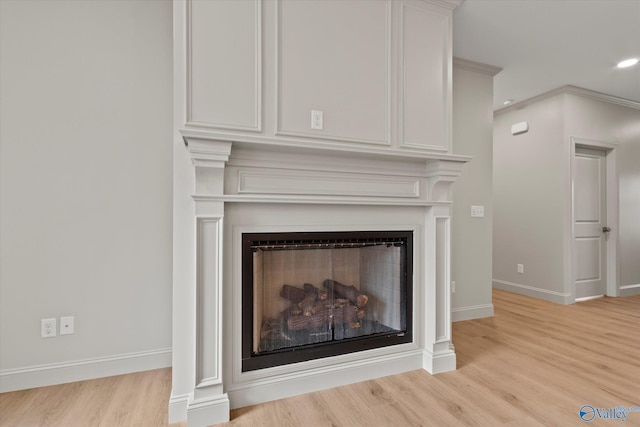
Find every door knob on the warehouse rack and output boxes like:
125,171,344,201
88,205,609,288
602,226,611,233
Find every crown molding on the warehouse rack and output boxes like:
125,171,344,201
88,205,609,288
495,85,640,116
453,57,502,76
563,85,640,110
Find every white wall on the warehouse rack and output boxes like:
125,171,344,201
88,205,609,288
493,90,640,303
451,59,500,321
564,94,640,292
492,94,569,303
0,0,173,391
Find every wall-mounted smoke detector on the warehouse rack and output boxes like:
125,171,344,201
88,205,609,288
617,58,638,68
503,99,513,106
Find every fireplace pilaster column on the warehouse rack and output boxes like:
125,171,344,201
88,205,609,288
185,138,232,426
422,160,464,374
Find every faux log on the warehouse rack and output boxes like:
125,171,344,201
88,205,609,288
287,315,309,331
282,304,302,317
288,307,331,330
303,283,328,300
298,291,318,317
308,307,332,328
323,279,368,308
340,304,357,323
280,284,307,303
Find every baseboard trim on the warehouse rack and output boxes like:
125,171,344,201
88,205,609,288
620,283,640,297
0,348,172,393
169,392,191,424
452,304,494,322
187,394,230,427
493,279,572,304
227,348,424,410
423,347,456,374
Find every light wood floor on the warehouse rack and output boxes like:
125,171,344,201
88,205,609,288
2,289,639,426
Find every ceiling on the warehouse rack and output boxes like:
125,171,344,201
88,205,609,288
452,0,640,110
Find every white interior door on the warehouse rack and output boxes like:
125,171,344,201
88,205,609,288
574,147,608,300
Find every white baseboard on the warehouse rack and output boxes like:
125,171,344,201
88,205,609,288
620,283,640,297
187,394,230,427
452,304,494,322
226,348,424,410
493,279,572,304
0,348,172,393
422,348,456,374
168,392,190,424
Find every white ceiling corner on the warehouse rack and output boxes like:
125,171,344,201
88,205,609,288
453,0,640,110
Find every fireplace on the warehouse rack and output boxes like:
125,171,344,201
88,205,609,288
171,137,468,425
242,231,413,371
171,1,468,424
171,137,468,426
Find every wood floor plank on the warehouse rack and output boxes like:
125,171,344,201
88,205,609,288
1,289,639,426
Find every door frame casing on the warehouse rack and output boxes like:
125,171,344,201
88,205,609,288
569,137,619,301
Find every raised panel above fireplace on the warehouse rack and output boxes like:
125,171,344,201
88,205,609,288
181,0,459,153
276,0,390,145
186,0,261,131
400,2,450,151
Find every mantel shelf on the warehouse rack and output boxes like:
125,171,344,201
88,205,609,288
180,128,472,166
192,194,453,207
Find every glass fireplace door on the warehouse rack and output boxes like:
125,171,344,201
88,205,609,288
242,231,412,371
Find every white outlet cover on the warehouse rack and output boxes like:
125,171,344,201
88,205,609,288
41,318,57,338
471,205,485,217
311,110,323,130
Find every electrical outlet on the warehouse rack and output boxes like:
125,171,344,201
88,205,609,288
517,264,524,274
452,281,456,293
311,110,323,130
471,205,485,217
41,318,57,338
60,316,74,335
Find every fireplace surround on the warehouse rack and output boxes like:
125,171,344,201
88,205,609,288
174,134,469,425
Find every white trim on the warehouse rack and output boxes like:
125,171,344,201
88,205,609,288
452,57,502,76
452,304,494,322
422,345,456,374
493,279,572,305
168,393,191,424
187,395,230,427
236,169,420,198
398,1,451,152
227,348,423,409
180,128,472,163
569,137,619,300
185,0,262,132
0,348,172,393
575,295,604,302
495,85,640,115
620,284,640,297
193,194,450,207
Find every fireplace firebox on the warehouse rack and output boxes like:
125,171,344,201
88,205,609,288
242,230,413,372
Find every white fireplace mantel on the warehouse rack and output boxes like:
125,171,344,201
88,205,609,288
175,132,469,426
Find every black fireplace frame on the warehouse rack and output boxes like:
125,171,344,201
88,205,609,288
241,230,413,372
